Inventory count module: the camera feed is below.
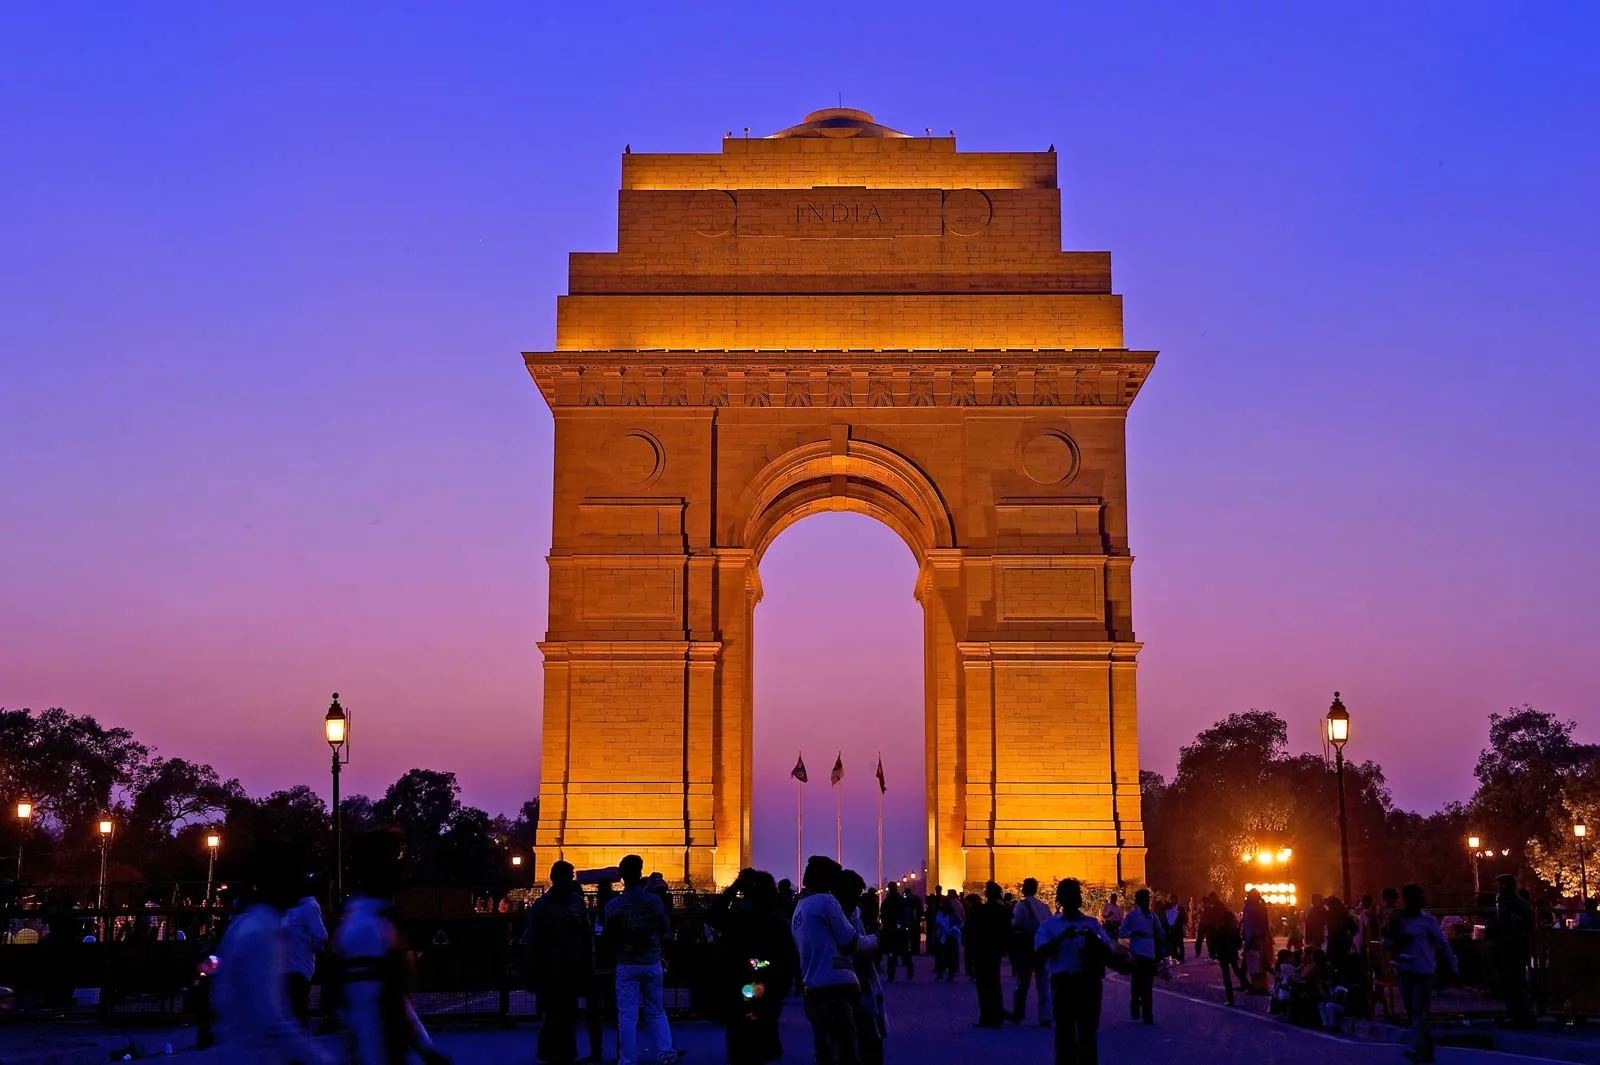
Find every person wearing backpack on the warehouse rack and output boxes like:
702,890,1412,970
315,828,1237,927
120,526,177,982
603,855,677,1065
526,861,594,1065
1034,879,1118,1065
1009,878,1052,1026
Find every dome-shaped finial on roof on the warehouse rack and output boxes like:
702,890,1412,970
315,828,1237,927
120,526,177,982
767,108,910,139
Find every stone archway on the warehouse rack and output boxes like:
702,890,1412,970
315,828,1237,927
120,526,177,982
526,109,1157,889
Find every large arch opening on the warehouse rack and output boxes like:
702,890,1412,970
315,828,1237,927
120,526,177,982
750,511,926,888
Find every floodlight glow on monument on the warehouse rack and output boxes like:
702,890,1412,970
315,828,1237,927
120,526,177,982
525,108,1159,888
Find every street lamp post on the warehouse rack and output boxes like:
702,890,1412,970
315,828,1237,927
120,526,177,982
14,799,31,882
1577,822,1589,903
97,817,114,940
205,831,221,909
1325,692,1352,903
1468,835,1482,895
324,693,351,902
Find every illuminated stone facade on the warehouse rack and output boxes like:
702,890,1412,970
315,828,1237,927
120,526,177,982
527,109,1157,890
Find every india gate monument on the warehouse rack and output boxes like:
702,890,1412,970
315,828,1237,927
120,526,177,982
526,109,1157,891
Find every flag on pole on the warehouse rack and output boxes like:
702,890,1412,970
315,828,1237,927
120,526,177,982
831,753,844,787
876,756,886,794
791,753,808,783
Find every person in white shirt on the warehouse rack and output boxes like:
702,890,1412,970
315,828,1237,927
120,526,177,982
280,885,328,1027
1009,877,1053,1026
212,847,331,1065
1100,893,1124,939
792,856,874,1064
1386,884,1458,1064
1035,879,1117,1065
335,830,449,1065
1119,888,1163,1024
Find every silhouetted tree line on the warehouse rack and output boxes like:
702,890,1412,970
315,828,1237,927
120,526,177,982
1141,705,1598,904
0,707,537,898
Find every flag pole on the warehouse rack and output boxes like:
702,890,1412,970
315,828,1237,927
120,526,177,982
877,753,884,893
797,756,804,886
836,783,842,864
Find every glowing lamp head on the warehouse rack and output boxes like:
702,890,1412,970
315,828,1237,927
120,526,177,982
1576,822,1588,839
1276,848,1292,863
1325,693,1350,748
1257,852,1275,866
16,799,31,821
98,818,113,836
511,855,523,867
324,693,347,749
1467,835,1481,850
206,832,221,850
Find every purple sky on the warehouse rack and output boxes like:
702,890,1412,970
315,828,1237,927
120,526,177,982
3,4,1597,880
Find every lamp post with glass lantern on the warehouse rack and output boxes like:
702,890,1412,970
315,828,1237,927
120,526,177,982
96,817,114,939
1325,693,1352,903
14,798,31,882
205,831,221,909
1577,822,1589,903
324,693,350,902
1468,835,1483,895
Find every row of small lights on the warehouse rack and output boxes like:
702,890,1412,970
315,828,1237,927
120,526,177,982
1243,882,1298,906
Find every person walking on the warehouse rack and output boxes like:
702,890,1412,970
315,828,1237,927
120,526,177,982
1204,895,1245,1006
212,846,331,1065
526,861,595,1065
968,881,1011,1028
933,897,961,981
1385,884,1457,1064
1009,878,1052,1026
791,856,873,1065
604,855,677,1065
334,830,450,1065
1120,889,1161,1024
1163,898,1186,963
1035,879,1117,1065
877,883,913,982
280,881,328,1028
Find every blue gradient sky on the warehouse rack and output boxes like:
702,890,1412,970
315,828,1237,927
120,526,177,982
3,4,1597,879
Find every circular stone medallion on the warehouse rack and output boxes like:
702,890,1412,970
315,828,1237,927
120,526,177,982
943,189,993,236
690,190,736,237
1019,430,1080,485
610,431,664,485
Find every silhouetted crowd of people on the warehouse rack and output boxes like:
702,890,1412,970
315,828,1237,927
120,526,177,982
140,844,1597,1065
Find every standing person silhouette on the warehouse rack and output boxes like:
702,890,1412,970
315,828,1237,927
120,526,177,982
525,861,593,1065
1119,889,1161,1024
603,855,677,1065
1009,878,1052,1026
968,881,1010,1028
1034,879,1116,1065
792,856,873,1065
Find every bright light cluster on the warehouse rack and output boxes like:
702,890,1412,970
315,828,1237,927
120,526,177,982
1244,881,1298,906
1239,848,1293,865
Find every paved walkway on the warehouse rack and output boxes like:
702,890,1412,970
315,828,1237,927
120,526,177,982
418,974,1577,1065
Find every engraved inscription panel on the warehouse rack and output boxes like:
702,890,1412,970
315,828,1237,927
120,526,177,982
581,567,679,621
998,566,1101,621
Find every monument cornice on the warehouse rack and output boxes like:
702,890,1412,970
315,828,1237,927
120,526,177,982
524,349,1156,409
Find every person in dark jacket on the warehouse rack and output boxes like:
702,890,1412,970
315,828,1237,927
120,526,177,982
586,882,617,1063
526,861,594,1065
967,881,1012,1028
1204,895,1245,1006
707,869,793,1065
